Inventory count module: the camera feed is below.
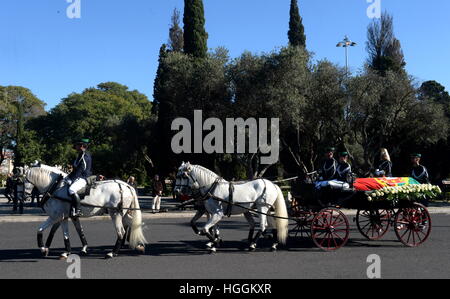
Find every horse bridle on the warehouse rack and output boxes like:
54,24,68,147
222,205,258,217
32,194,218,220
175,168,220,200
23,169,65,204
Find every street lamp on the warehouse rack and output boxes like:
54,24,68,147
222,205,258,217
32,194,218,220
336,35,357,76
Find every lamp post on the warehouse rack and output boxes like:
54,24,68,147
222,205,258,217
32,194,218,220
336,35,357,77
337,36,357,119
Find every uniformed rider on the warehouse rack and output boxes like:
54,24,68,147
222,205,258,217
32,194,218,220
67,138,92,217
411,153,429,184
318,147,337,181
335,152,352,184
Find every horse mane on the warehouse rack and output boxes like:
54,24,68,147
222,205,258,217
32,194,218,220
191,165,225,185
39,164,67,175
26,165,67,190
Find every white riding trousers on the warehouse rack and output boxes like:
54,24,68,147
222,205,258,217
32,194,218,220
69,178,87,195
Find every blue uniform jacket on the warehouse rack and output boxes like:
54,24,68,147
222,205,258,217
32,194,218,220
68,151,92,181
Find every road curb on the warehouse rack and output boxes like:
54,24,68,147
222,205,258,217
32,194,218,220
0,207,449,223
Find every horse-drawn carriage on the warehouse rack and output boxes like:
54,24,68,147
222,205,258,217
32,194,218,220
288,174,435,251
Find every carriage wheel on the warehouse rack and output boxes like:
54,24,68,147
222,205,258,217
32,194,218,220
310,208,350,251
394,203,431,247
356,209,391,241
289,210,313,239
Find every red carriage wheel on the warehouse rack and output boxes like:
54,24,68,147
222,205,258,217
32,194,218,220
356,209,391,240
310,208,350,251
394,203,432,247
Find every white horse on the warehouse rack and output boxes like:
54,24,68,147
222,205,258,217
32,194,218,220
25,164,147,259
174,162,288,252
19,177,89,256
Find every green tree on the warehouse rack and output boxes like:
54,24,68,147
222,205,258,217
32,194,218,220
0,86,46,166
366,12,406,75
419,80,450,116
346,70,448,173
168,8,184,52
30,82,154,179
229,47,310,177
183,0,208,58
288,0,306,48
152,48,231,175
14,97,25,165
417,81,450,180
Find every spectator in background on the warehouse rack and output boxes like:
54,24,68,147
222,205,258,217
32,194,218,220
30,186,41,207
152,175,164,213
127,176,137,189
5,173,13,203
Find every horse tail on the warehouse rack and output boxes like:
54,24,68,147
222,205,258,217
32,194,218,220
274,184,289,245
128,188,147,250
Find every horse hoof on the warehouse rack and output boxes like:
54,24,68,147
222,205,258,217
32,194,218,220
105,252,115,259
41,248,49,257
136,245,145,254
59,253,69,260
208,247,216,254
206,242,213,248
80,250,88,256
271,246,278,252
249,244,257,252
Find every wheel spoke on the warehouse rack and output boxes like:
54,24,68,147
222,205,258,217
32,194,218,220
399,226,409,239
331,235,338,248
415,231,423,243
406,230,413,244
332,231,345,243
361,221,372,231
331,219,346,227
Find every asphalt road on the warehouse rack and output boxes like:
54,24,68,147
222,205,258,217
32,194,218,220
1,211,450,279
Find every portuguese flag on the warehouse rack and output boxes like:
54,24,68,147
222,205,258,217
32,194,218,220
354,177,420,191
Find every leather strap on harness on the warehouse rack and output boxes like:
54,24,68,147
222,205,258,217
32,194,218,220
40,174,65,210
226,182,234,217
115,180,124,214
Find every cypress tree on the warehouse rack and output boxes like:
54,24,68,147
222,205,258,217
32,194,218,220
288,0,306,48
183,0,208,58
168,8,184,52
153,44,168,115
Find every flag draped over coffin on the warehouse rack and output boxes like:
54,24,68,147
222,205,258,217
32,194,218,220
353,177,420,191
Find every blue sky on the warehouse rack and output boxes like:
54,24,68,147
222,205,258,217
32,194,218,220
1,0,449,110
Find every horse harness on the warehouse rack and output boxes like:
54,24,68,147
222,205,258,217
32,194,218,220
37,176,133,214
189,177,269,218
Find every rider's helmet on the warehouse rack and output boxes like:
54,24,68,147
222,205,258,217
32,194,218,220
73,138,90,149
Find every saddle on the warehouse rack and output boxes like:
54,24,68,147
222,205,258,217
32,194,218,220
41,175,100,209
74,175,98,199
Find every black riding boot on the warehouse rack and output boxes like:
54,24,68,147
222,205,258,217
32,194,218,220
71,193,82,217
